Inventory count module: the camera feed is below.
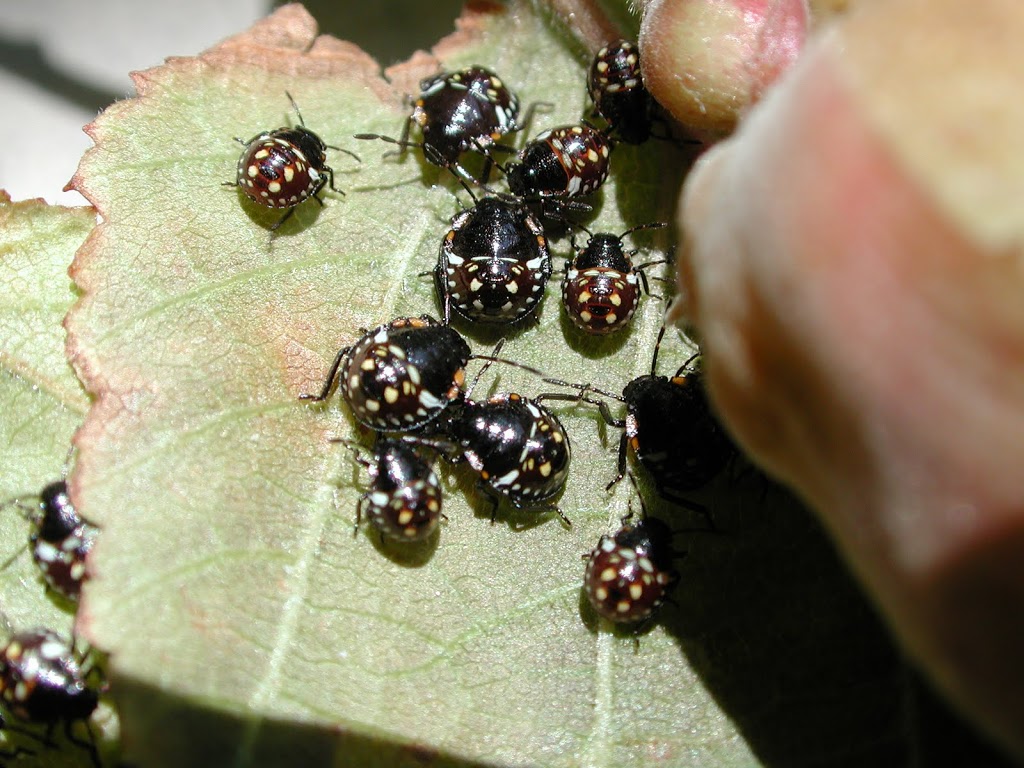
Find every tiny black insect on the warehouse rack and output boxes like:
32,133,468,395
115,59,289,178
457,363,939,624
612,335,735,498
562,222,668,335
583,512,678,623
438,392,572,526
355,66,521,182
301,316,472,433
436,195,552,325
228,92,359,230
0,628,101,767
339,436,444,542
588,39,655,145
541,328,734,524
503,124,612,200
1,481,98,603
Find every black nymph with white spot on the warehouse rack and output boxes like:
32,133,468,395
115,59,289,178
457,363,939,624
0,628,101,766
355,66,520,181
301,316,472,433
431,392,572,526
1,481,98,603
504,124,612,200
562,222,668,335
228,93,358,230
588,39,655,145
436,196,552,325
583,514,678,623
612,339,735,498
539,328,734,527
340,437,443,542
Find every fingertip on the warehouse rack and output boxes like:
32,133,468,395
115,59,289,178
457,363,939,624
667,141,731,330
640,0,809,135
668,1,1024,759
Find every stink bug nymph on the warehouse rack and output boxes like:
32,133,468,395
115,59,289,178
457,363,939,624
1,481,98,603
562,222,668,335
355,66,521,182
228,92,359,230
301,316,472,433
339,437,444,542
584,514,678,623
407,350,575,526
432,391,572,526
503,124,612,200
613,339,735,497
588,39,655,144
436,195,552,325
0,628,102,767
539,327,734,527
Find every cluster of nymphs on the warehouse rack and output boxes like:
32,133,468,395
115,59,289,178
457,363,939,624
0,478,104,765
227,41,737,630
226,39,737,634
229,40,672,334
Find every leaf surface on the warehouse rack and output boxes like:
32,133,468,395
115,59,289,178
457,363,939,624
64,4,907,767
0,189,90,632
0,192,121,764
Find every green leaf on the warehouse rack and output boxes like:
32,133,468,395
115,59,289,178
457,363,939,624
64,4,908,767
0,190,88,633
0,192,122,764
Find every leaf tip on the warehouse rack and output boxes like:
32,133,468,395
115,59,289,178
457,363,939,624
217,2,319,54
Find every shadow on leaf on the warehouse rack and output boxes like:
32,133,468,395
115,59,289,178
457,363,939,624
659,483,911,767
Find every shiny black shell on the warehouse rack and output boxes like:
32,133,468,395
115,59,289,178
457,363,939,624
588,39,654,145
0,629,99,725
29,482,97,602
412,66,520,167
584,516,677,622
36,482,79,542
436,197,551,324
358,439,443,542
448,393,571,507
505,125,612,199
340,317,472,432
623,370,735,493
235,126,331,208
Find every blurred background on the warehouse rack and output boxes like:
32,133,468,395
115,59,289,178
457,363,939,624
1,0,465,205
